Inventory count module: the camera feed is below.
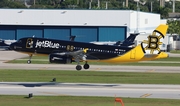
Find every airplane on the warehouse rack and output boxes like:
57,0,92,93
10,24,168,70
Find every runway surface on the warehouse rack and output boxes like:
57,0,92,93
1,62,180,73
0,51,180,73
1,51,180,99
0,82,180,99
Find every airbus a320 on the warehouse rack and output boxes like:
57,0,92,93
10,24,169,70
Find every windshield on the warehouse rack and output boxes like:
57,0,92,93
18,39,22,43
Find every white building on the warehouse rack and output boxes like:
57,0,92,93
0,9,168,50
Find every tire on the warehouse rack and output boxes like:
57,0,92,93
83,64,90,69
76,65,82,71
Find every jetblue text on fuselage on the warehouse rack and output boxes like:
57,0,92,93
35,40,60,48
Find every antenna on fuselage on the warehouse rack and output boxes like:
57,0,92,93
69,35,76,41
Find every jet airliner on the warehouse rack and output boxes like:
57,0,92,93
10,24,169,70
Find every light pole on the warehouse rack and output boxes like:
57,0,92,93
134,0,140,33
126,0,128,7
151,1,153,12
34,0,35,8
173,0,175,13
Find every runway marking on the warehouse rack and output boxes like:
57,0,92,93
140,93,152,98
40,91,57,94
95,68,101,70
3,60,10,63
39,67,48,70
146,69,155,72
39,91,69,96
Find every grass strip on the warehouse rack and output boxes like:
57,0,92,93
0,69,180,84
0,95,179,106
20,56,180,61
7,59,180,66
170,50,180,54
7,57,180,66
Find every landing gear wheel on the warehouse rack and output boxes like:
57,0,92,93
27,60,31,64
83,64,90,69
49,55,54,63
76,65,82,71
27,54,33,64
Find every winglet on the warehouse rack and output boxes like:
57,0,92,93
83,48,88,53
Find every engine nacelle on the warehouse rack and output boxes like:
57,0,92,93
49,54,72,64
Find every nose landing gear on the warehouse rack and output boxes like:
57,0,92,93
27,54,32,64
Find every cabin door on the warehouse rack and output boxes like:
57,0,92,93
130,50,136,59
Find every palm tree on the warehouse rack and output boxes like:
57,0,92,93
167,19,180,42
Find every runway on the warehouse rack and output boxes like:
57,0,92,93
1,51,180,99
0,51,180,73
0,82,180,99
0,62,180,73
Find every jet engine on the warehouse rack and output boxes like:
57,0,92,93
49,53,72,64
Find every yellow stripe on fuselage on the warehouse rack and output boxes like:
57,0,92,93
98,44,168,63
99,44,144,63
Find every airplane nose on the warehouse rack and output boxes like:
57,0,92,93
9,43,15,50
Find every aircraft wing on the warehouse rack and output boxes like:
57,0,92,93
51,49,88,62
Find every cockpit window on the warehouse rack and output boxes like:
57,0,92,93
18,40,22,43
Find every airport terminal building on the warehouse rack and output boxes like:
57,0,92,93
0,9,161,43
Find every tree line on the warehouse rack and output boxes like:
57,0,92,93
0,0,180,18
167,19,180,38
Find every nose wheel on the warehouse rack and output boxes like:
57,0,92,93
27,54,32,64
27,60,31,64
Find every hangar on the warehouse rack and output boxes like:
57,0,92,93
0,9,161,43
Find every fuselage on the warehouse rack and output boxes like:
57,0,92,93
10,37,133,60
9,24,169,69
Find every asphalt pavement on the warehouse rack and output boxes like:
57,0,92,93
0,51,180,99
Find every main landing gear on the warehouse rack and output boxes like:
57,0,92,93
76,61,90,71
27,54,32,64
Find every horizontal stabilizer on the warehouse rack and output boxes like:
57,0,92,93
114,33,139,46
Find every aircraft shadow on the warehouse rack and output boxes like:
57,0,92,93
0,82,119,87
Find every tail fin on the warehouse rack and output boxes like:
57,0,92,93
114,33,139,46
141,24,169,54
100,24,169,63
